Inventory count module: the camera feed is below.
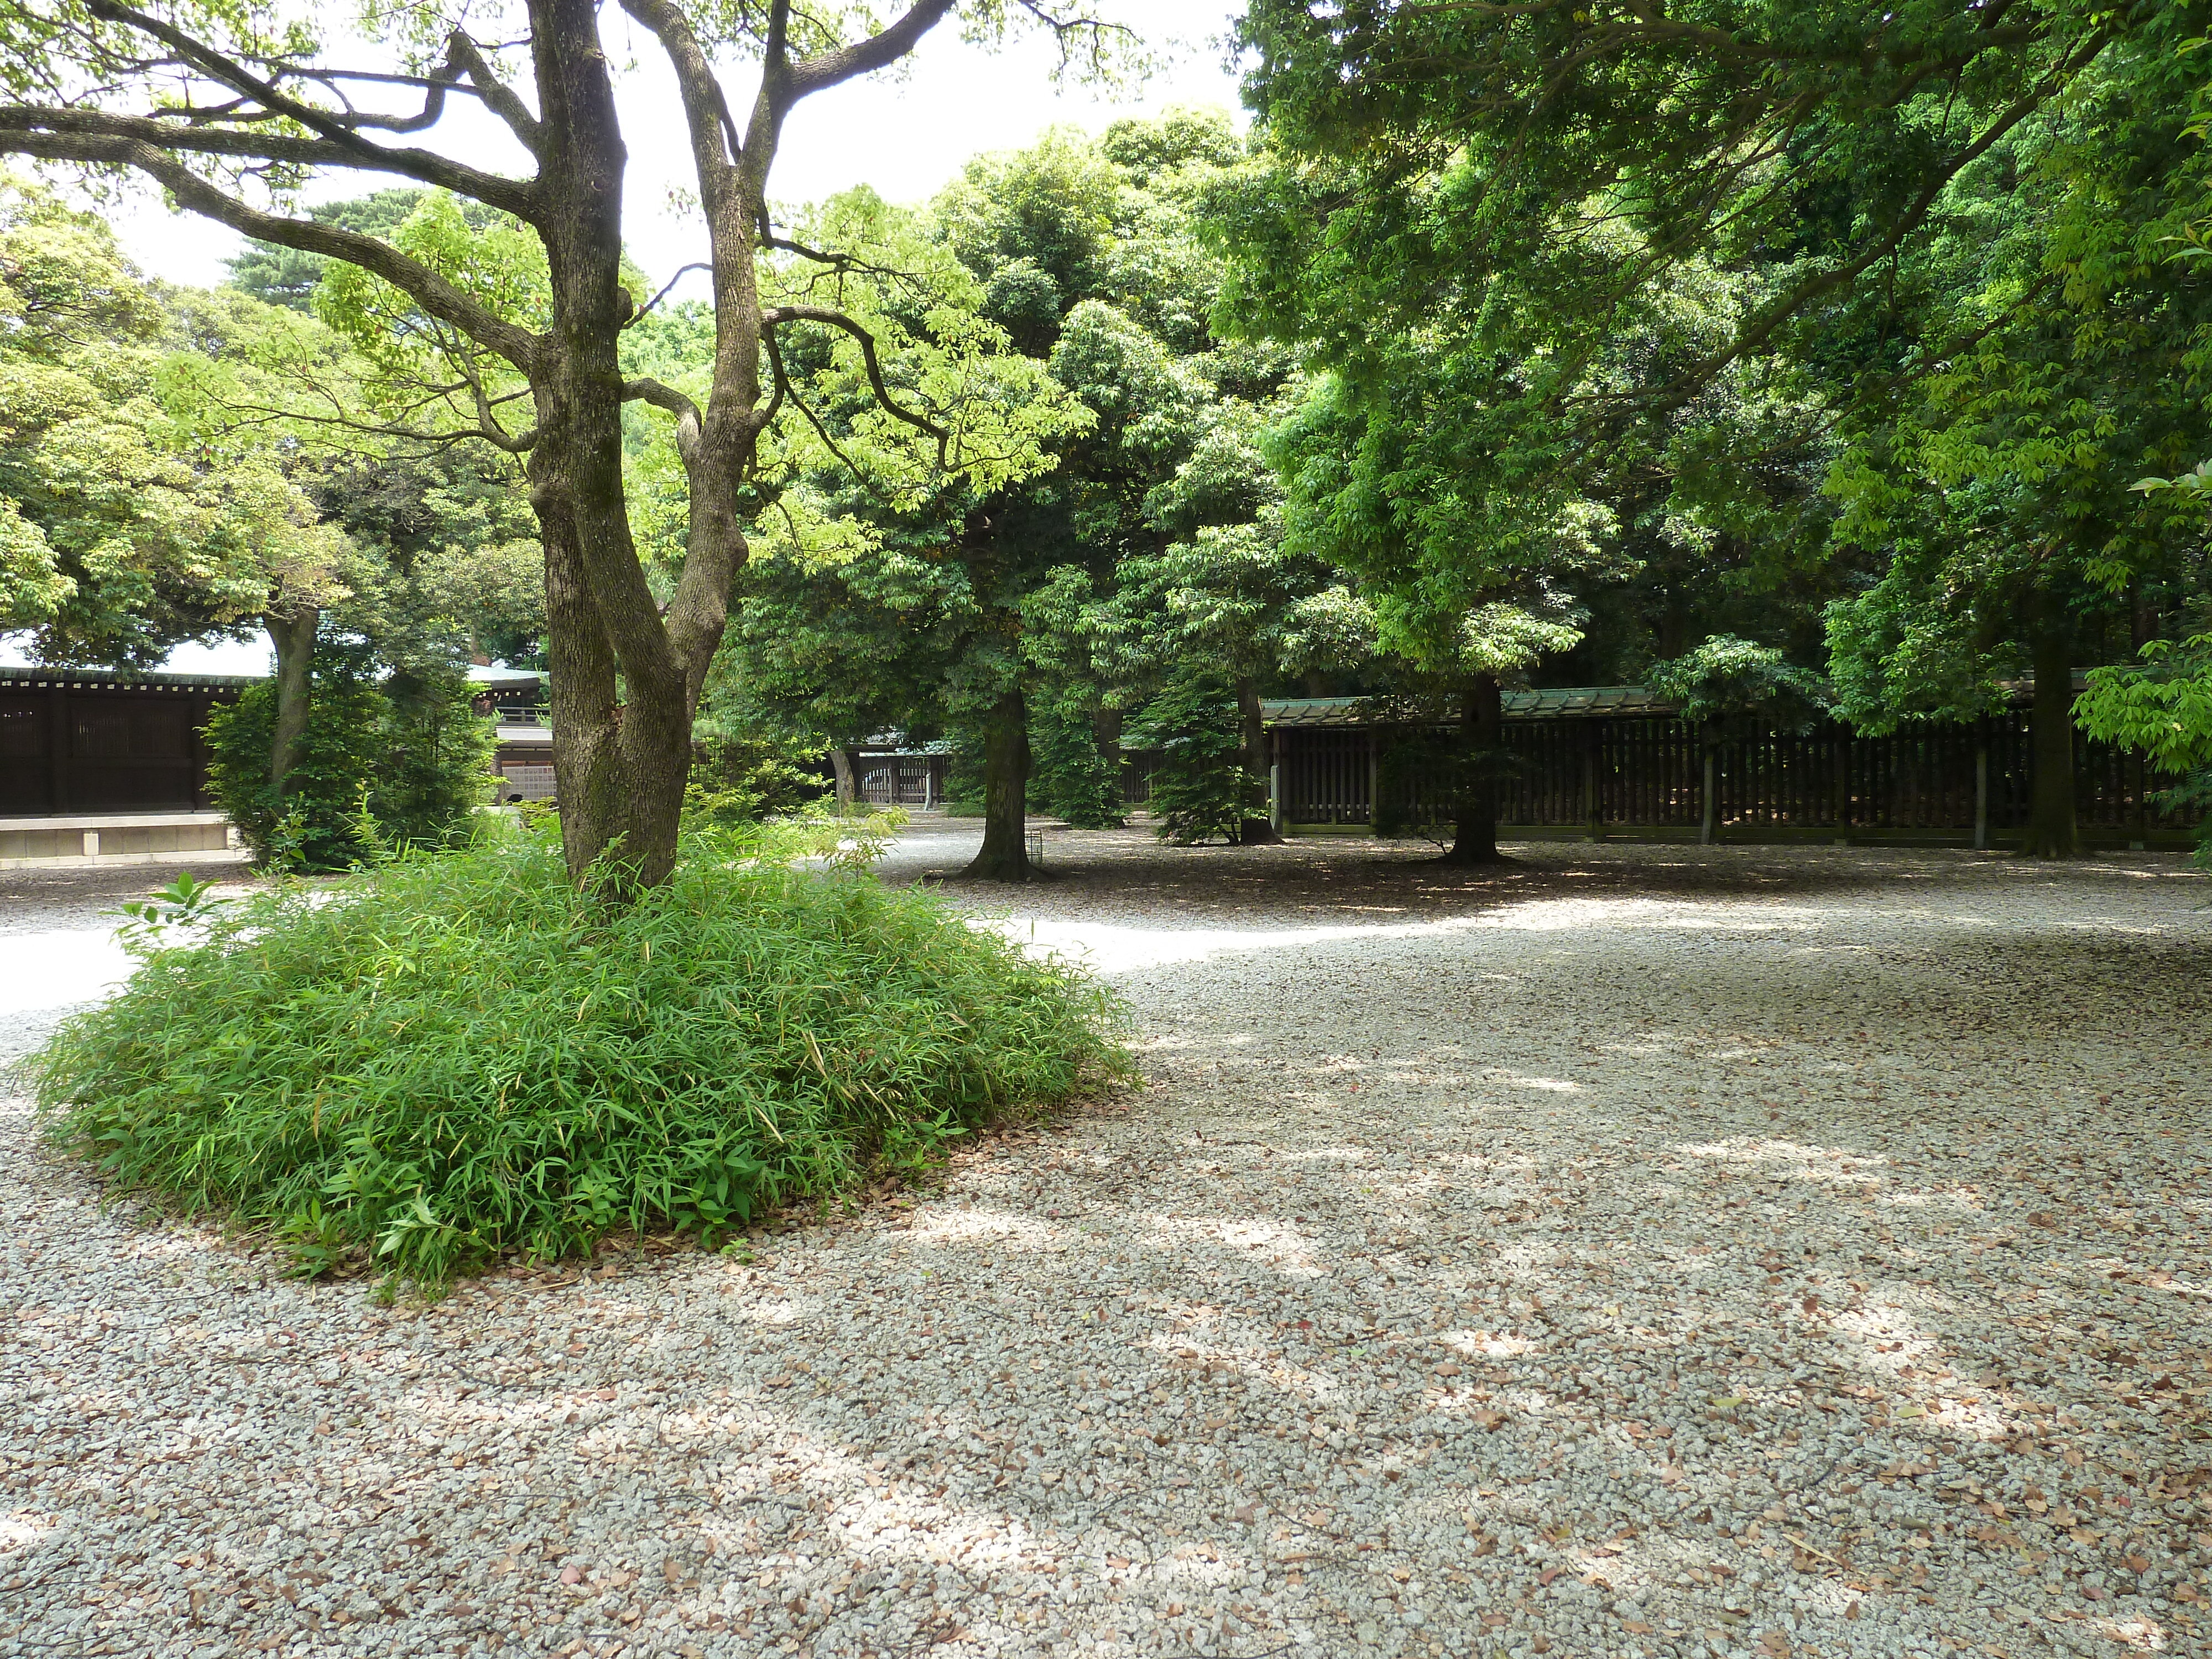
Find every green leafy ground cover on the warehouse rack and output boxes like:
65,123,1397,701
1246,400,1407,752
32,822,1128,1288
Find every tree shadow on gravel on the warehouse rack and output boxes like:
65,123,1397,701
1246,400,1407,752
879,822,2205,922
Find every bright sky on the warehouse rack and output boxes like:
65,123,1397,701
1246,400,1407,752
15,1,1244,676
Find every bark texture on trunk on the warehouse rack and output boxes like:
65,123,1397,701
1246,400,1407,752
1235,676,1280,844
963,686,1032,881
265,607,317,790
1092,706,1125,819
1444,674,1508,865
830,747,857,812
2026,594,2079,859
528,0,744,899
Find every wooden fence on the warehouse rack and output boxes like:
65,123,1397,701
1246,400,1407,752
1,669,246,816
1274,708,2202,847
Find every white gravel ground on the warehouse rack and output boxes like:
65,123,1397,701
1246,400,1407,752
3,825,2210,1659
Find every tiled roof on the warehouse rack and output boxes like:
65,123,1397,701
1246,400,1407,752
0,665,260,692
1261,687,1680,727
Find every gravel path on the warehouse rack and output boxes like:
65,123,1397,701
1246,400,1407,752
4,827,2210,1659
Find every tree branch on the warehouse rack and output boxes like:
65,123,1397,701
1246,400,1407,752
627,262,713,326
0,105,394,171
763,304,949,456
444,32,544,155
784,1,958,105
0,128,542,369
82,0,538,217
624,375,703,429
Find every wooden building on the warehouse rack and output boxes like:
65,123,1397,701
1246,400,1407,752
851,741,952,810
0,666,249,868
469,671,556,801
1264,686,2203,851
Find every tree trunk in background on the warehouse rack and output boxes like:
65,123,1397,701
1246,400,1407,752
1444,674,1508,864
1235,676,1280,844
265,607,317,791
2026,592,2079,858
964,686,1032,881
1093,706,1124,814
830,747,857,813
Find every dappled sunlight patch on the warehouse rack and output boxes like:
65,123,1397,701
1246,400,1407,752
118,1227,231,1264
1496,1071,1582,1093
0,1511,54,1554
1674,1136,1891,1186
1145,1214,1327,1280
731,1296,810,1328
2102,1615,2172,1651
906,1207,1062,1250
1439,1328,1535,1358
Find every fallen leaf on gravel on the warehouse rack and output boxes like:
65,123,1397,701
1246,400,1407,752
1623,1618,1653,1635
1710,1395,1746,1409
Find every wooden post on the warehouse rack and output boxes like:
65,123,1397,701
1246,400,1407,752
47,683,69,813
1973,726,1990,851
1699,728,1718,846
1582,723,1601,841
1832,728,1850,845
1366,728,1380,835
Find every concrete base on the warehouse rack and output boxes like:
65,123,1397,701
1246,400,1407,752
0,811,243,871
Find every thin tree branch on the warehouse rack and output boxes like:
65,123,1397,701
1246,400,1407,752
623,375,703,427
444,32,544,155
626,263,712,327
82,0,538,216
762,304,948,454
0,128,542,369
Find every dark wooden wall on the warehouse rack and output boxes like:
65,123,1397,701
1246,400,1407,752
0,683,233,815
1276,711,2204,842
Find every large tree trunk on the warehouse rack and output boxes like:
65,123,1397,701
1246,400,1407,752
1235,676,1281,844
265,607,317,790
830,746,857,812
1093,706,1123,789
963,686,1032,881
2025,592,2079,859
529,0,741,900
1092,706,1126,818
1444,674,1509,865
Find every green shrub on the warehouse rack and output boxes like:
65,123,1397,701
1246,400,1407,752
205,654,491,869
1027,697,1125,828
204,657,387,870
1129,672,1254,844
32,820,1129,1290
685,730,831,827
371,669,498,851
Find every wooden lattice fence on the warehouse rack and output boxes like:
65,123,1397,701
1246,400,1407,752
1271,704,2203,847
